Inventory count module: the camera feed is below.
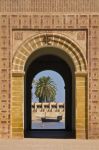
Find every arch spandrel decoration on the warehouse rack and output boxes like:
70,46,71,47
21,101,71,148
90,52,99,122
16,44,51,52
11,33,87,139
12,33,87,74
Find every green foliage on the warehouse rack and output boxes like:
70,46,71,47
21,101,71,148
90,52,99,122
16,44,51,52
33,76,57,102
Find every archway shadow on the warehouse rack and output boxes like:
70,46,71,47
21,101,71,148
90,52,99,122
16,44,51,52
24,48,76,138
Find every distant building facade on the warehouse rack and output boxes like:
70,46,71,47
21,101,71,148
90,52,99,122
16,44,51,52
32,102,65,121
32,102,64,112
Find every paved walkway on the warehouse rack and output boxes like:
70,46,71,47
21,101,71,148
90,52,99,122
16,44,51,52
0,139,99,150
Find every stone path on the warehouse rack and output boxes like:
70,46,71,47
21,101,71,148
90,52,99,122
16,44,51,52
0,139,99,150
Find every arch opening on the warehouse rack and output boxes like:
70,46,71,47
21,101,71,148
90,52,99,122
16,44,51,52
12,33,87,139
31,70,65,129
24,47,75,138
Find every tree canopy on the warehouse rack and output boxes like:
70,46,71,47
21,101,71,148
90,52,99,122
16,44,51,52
33,76,57,102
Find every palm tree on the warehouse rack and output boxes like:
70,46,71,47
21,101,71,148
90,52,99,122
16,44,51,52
34,76,57,102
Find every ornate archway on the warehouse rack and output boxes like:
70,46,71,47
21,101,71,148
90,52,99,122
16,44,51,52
11,33,87,138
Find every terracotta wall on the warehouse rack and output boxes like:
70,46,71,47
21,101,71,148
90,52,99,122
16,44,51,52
0,0,99,138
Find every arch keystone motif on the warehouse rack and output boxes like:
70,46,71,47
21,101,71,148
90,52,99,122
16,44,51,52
12,33,87,73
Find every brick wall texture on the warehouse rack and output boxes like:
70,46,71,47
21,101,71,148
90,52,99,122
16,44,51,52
0,0,99,139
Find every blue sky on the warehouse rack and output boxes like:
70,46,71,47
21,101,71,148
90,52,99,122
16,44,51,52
31,70,65,103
